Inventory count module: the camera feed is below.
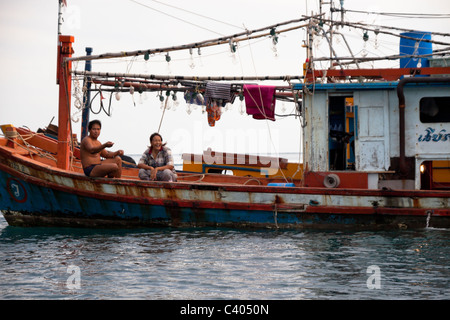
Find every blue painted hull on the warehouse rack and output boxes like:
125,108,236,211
0,170,315,228
1,151,449,230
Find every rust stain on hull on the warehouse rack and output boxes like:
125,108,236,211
1,147,450,230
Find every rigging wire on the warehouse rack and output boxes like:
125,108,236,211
128,0,225,36
308,16,450,67
312,47,450,63
141,0,245,31
67,15,319,62
316,18,450,46
336,19,450,38
243,31,291,183
340,8,450,19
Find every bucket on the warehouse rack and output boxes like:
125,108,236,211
399,31,432,69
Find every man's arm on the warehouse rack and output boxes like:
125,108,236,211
102,149,124,159
81,138,113,155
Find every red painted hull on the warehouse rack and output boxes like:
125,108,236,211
1,146,449,230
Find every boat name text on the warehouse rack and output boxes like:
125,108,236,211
418,127,450,142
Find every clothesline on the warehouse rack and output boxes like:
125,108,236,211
84,76,299,101
87,78,300,101
79,75,301,126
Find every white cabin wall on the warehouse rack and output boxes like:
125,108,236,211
303,85,450,180
390,86,450,159
404,87,421,158
389,85,450,189
388,86,450,156
409,86,450,188
410,87,450,156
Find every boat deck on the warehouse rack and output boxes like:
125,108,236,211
0,128,301,187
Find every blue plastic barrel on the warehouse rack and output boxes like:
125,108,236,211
399,31,432,69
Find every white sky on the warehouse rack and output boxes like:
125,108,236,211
1,0,449,160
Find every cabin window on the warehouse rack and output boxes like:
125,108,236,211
420,97,450,123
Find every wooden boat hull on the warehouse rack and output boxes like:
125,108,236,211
1,149,449,230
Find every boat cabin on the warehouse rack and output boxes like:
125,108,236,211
297,78,450,191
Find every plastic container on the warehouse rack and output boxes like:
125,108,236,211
267,183,295,187
399,31,432,69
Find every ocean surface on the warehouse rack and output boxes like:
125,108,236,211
0,214,448,300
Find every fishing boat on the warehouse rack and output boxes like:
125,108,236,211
1,1,449,229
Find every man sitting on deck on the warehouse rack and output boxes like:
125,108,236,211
80,120,124,178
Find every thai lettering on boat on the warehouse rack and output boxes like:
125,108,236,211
418,127,450,142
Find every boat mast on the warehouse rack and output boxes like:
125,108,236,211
57,0,64,36
81,47,93,141
56,0,74,170
56,35,74,170
303,10,315,82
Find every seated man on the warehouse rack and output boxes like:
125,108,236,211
80,120,124,178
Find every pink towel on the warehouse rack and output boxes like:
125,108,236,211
243,84,276,121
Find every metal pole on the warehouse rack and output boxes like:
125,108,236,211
57,0,63,36
81,47,93,140
57,35,74,170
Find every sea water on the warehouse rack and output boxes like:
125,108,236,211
0,214,448,300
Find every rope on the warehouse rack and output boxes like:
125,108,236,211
273,204,279,229
157,95,169,133
3,130,19,139
1,131,57,162
244,36,290,183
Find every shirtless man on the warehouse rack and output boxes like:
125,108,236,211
80,120,124,178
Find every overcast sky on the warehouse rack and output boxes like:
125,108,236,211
1,0,449,160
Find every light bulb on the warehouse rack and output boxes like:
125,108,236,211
197,93,204,104
189,48,195,69
420,164,426,173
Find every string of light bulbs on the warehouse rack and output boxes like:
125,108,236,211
66,15,322,63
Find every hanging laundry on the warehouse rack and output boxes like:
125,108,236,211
206,101,221,127
204,82,235,107
204,82,234,126
243,84,276,121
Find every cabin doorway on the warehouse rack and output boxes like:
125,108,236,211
420,160,450,190
328,96,355,171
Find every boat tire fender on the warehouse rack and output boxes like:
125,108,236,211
324,174,340,188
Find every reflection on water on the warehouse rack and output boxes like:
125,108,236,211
0,214,449,299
